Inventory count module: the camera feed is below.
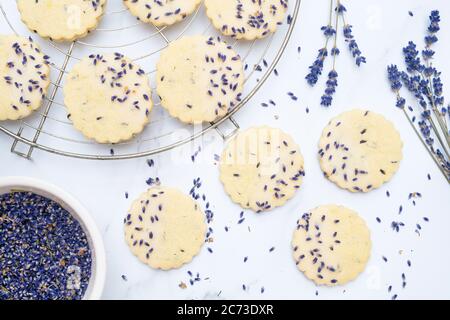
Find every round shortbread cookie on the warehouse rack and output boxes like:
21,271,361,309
123,0,202,27
292,205,372,286
64,53,153,144
17,0,106,42
0,35,50,121
124,186,207,270
318,109,403,193
156,35,244,124
220,126,305,213
205,0,289,40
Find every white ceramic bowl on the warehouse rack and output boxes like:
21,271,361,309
0,176,106,300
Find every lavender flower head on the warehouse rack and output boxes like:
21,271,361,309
337,3,346,13
403,41,424,73
387,65,402,91
321,70,338,107
338,3,366,66
305,23,336,87
321,25,337,37
387,65,405,109
343,25,366,66
305,48,328,86
428,10,440,28
331,47,340,56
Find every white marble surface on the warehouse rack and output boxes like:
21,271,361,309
1,0,450,300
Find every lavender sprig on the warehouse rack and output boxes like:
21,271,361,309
338,4,366,66
305,1,365,107
387,65,406,109
305,0,335,86
422,11,449,137
342,25,366,66
403,41,424,73
305,48,328,86
321,70,338,106
321,2,340,107
403,33,450,153
387,10,450,182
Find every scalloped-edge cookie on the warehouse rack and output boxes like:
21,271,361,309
17,0,106,42
0,35,50,121
124,186,207,270
318,109,403,193
220,126,305,213
205,0,289,40
156,35,244,124
123,0,202,27
64,53,153,144
292,204,372,286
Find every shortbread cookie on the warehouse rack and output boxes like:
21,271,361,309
124,186,207,270
64,53,153,144
292,205,371,286
220,126,305,213
17,0,106,41
318,109,403,193
156,35,244,124
123,0,202,27
0,35,50,121
205,0,289,40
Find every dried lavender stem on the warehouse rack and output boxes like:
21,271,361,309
420,77,450,157
328,0,334,27
428,85,449,136
332,0,340,70
323,0,335,53
315,0,334,64
422,32,450,147
341,9,347,26
424,48,449,139
426,110,450,159
422,69,450,143
426,81,450,146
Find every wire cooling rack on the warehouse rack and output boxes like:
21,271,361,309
0,0,300,160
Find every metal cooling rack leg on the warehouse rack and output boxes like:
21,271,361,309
11,42,76,160
10,127,27,158
155,26,170,43
214,116,240,140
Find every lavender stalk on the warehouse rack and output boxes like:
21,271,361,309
305,1,365,107
321,0,340,107
305,0,335,86
387,10,450,182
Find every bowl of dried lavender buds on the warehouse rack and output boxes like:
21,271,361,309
0,177,106,300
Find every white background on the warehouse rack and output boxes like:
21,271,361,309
1,0,450,300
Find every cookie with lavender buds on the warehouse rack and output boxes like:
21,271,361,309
64,53,153,144
220,126,305,213
124,186,207,270
123,0,202,27
156,35,244,124
204,0,289,40
292,205,371,286
0,35,50,121
17,0,106,41
319,109,403,193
